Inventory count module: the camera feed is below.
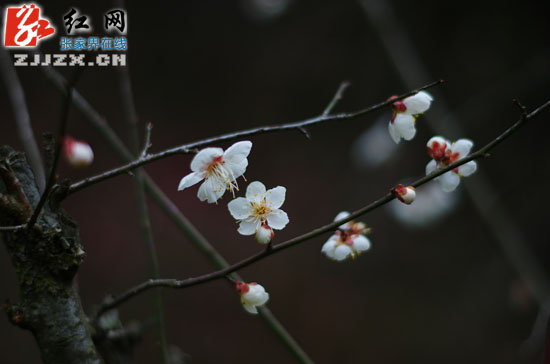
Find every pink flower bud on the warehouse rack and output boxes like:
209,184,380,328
63,136,94,167
393,184,416,204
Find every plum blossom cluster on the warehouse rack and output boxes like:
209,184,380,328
321,212,372,261
426,136,477,192
173,90,476,314
385,91,478,193
178,141,286,313
388,91,433,144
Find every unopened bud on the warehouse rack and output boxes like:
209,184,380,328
394,184,416,204
63,136,94,167
255,224,274,245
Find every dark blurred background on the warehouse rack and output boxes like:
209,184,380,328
1,0,549,363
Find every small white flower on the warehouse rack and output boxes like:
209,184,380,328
228,181,289,238
426,136,477,192
321,211,371,261
235,281,269,314
63,136,94,167
178,141,252,203
388,91,433,143
393,184,416,204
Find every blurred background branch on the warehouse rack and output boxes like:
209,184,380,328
0,45,45,192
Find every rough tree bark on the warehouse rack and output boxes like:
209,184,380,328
0,145,102,364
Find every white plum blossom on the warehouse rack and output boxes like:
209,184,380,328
235,281,269,314
227,181,289,241
178,141,252,203
321,211,371,261
388,91,433,143
393,184,416,204
63,136,94,167
426,136,478,192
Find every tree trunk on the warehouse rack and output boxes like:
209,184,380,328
0,145,102,364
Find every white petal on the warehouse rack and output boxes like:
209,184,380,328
223,141,252,165
334,211,349,222
334,244,352,261
388,121,401,144
334,211,351,230
243,304,258,314
425,159,437,175
265,186,286,209
190,147,223,172
178,172,203,191
439,172,460,192
393,114,416,141
228,198,252,219
197,178,226,203
245,285,269,305
403,91,433,114
451,139,473,157
267,209,289,230
226,158,248,180
352,235,371,252
246,181,266,203
458,161,477,177
321,237,337,258
238,219,260,235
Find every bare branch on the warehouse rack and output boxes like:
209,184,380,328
95,98,550,316
68,79,443,195
323,81,351,116
0,46,46,192
118,62,170,364
141,123,153,158
26,72,80,228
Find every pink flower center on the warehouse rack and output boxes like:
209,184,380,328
388,96,407,123
206,155,224,174
428,142,461,173
235,281,249,295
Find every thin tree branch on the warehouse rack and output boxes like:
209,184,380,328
26,72,79,228
323,81,351,116
67,79,443,195
140,123,153,158
0,37,46,192
94,98,550,316
118,63,170,364
39,61,314,363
